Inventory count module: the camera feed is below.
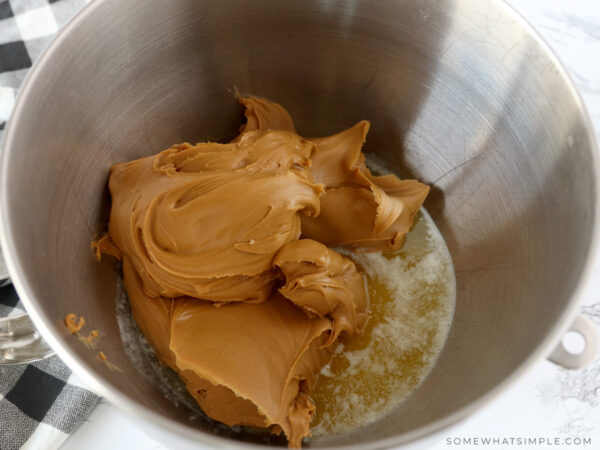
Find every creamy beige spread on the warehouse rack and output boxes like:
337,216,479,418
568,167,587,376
95,96,429,447
64,314,121,371
64,313,85,333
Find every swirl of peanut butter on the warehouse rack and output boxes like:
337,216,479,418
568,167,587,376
123,246,357,447
105,129,322,303
239,96,429,250
274,239,368,344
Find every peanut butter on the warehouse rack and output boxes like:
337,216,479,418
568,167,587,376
241,97,429,250
64,313,85,333
274,239,368,344
95,95,429,447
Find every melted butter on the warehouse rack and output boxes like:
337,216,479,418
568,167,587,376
311,209,456,435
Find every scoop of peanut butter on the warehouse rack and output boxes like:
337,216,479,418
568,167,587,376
95,95,428,448
274,239,368,344
105,129,321,303
241,97,429,250
124,251,334,446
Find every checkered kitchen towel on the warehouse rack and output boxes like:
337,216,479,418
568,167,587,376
1,1,99,449
0,0,91,137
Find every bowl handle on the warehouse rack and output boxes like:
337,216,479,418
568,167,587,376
0,249,55,364
548,314,599,369
0,313,55,364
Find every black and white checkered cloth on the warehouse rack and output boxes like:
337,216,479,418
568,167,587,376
1,1,99,449
0,285,99,449
0,0,91,139
0,346,99,449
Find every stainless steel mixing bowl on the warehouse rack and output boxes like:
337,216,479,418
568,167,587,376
1,0,599,448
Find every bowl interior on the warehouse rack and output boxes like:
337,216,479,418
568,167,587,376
1,0,597,448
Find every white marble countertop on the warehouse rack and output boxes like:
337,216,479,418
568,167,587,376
60,1,600,449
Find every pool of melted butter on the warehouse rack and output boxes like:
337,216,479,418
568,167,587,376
311,209,456,436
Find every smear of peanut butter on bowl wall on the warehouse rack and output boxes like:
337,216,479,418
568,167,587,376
64,313,121,372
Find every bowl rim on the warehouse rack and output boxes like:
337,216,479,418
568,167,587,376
1,0,599,448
